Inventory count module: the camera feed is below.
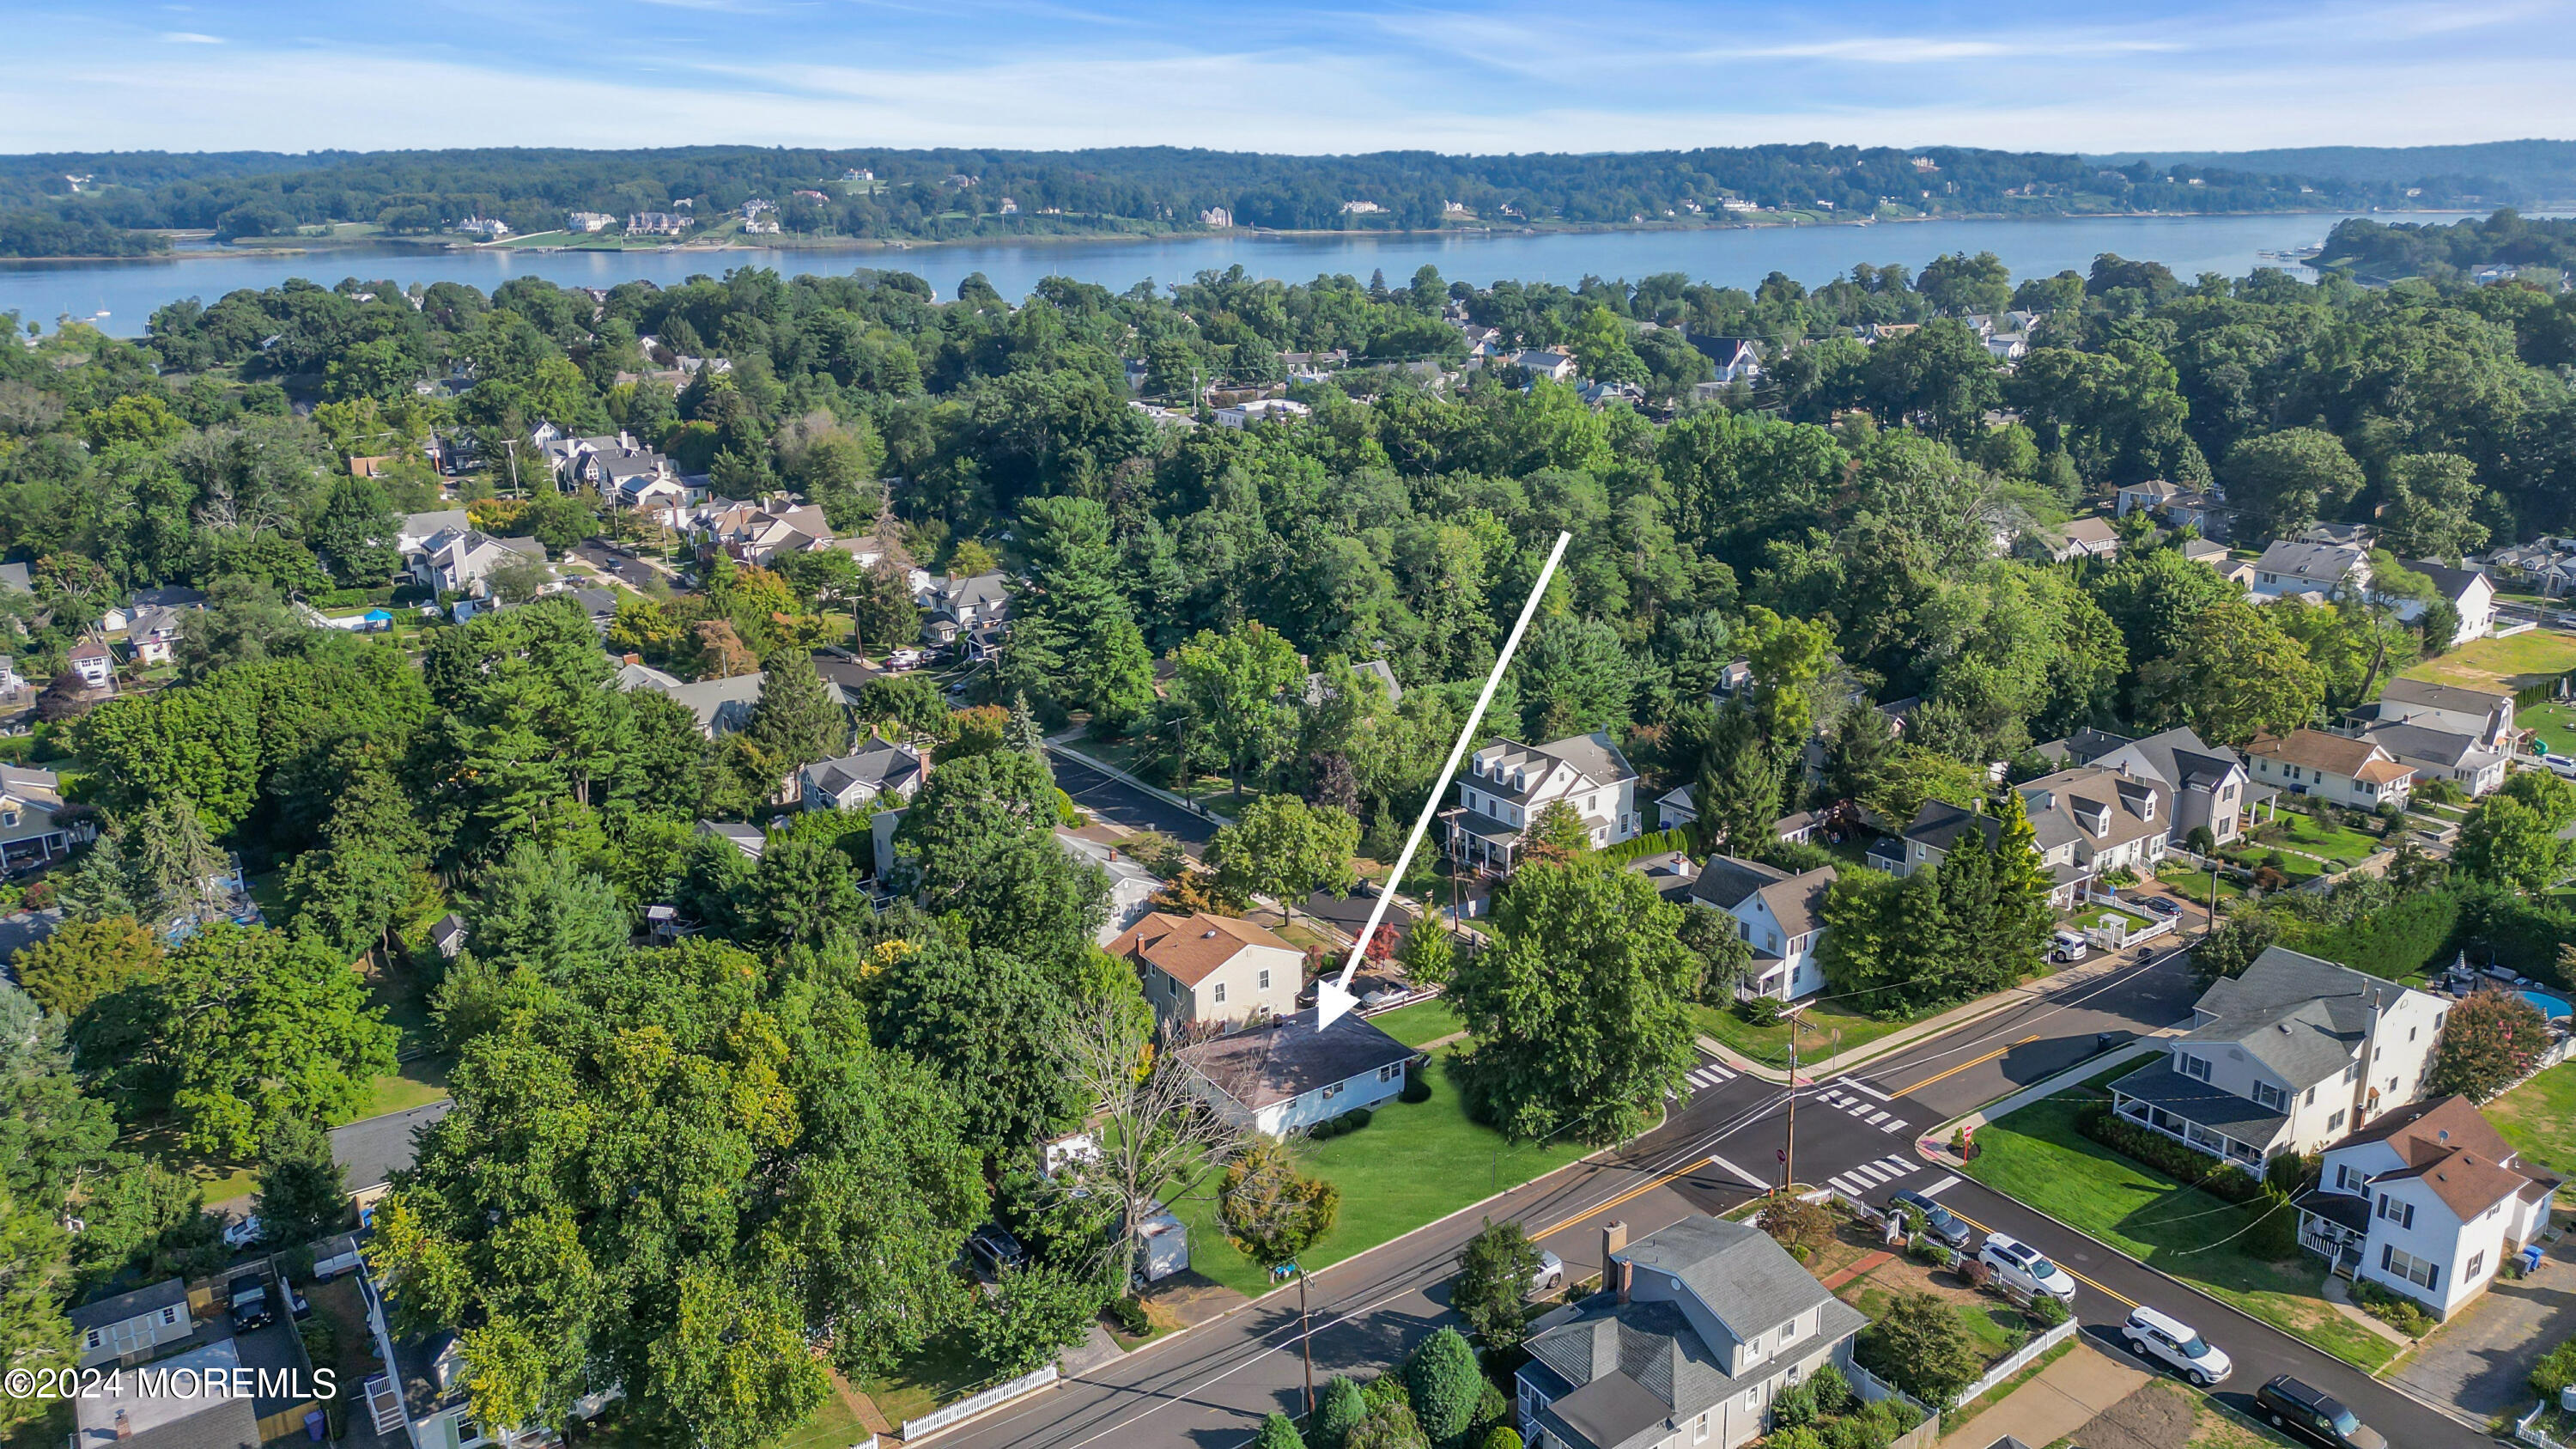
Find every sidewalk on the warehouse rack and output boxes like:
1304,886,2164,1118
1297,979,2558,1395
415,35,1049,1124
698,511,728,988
1695,947,2176,1087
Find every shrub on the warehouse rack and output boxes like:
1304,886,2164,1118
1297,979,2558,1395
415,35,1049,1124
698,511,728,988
2076,1105,2265,1203
1478,1431,1523,1449
1757,1197,1836,1255
1253,1414,1308,1449
1111,1295,1151,1336
2243,1189,2304,1261
2027,1292,2071,1328
1312,1376,1368,1449
1856,1291,1984,1409
2533,1336,2576,1398
1344,1107,1373,1131
1738,995,1787,1026
1956,1257,1993,1290
1908,1239,1951,1268
2350,1278,2433,1336
1400,1075,1433,1105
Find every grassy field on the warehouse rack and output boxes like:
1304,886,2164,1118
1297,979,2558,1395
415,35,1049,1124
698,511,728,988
2488,1062,2576,1179
1959,1097,2400,1372
1161,1050,1591,1297
2156,861,2247,903
361,1055,454,1117
2403,630,2576,692
1691,998,1917,1070
1368,997,1465,1047
2530,702,2576,758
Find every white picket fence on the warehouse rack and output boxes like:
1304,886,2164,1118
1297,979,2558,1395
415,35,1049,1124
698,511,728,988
900,1365,1057,1440
1949,1318,2079,1409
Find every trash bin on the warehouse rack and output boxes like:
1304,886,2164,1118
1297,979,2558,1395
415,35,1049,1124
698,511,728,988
305,1410,326,1441
2524,1244,2547,1275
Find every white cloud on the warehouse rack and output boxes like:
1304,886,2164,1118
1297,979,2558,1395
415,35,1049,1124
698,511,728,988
157,30,222,42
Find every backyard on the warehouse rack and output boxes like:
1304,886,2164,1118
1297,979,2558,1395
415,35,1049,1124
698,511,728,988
1959,1095,2402,1372
2487,1061,2576,1179
1366,996,1465,1048
2530,701,2576,759
1160,1048,1592,1297
2154,860,2246,904
2401,630,2576,694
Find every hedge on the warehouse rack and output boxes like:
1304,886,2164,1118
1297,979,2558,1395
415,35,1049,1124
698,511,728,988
2076,1104,2266,1203
1597,827,1686,867
2286,889,2461,981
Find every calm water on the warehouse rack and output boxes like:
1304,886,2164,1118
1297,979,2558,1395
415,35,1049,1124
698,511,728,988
0,211,2517,337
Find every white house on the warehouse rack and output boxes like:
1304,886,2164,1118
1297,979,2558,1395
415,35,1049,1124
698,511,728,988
1173,1007,1417,1136
412,527,549,597
1690,335,1765,384
1055,829,1161,943
2244,729,2414,811
0,764,96,868
100,585,207,634
1689,855,1835,1002
2043,516,2122,562
1112,910,1304,1031
798,739,924,812
357,1259,614,1449
1518,1215,1870,1449
2109,947,2448,1167
2292,1095,2557,1319
1448,732,1643,873
2358,678,2516,752
2351,721,2508,797
2249,539,2371,600
2391,560,2495,648
67,1278,191,1368
67,637,113,690
1213,398,1313,429
1510,350,1579,383
127,605,189,666
918,571,1012,648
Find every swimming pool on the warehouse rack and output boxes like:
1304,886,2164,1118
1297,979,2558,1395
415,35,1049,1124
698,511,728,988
2519,989,2573,1021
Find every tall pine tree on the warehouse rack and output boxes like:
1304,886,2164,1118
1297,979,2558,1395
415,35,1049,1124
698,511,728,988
746,648,848,770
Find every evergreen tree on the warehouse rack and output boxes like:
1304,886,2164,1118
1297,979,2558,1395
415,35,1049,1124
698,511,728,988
252,1115,348,1245
1313,1377,1368,1449
1402,1327,1483,1448
745,647,847,771
1254,1414,1308,1449
1005,692,1047,756
1987,790,2057,979
1695,703,1781,853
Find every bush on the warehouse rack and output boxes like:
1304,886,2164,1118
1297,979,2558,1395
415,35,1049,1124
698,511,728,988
1910,1240,1953,1269
296,1315,337,1364
1856,1291,1984,1409
1343,1107,1372,1132
1111,1295,1151,1336
1311,1117,1344,1140
2243,1189,2304,1261
1312,1376,1368,1449
1400,1075,1433,1105
1404,1326,1484,1446
2350,1278,2433,1336
1738,995,1787,1026
1757,1197,1835,1255
2532,1336,2576,1398
2076,1105,2265,1203
1956,1257,1993,1290
1478,1431,1522,1449
2028,1292,2071,1328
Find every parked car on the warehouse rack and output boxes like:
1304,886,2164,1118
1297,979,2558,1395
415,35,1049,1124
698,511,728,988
2142,897,2183,919
2120,1305,2231,1385
1978,1233,2076,1301
222,1215,264,1251
2546,753,2576,781
2253,1375,2387,1449
1886,1189,1971,1249
2050,930,2088,964
966,1227,1027,1281
228,1275,273,1333
1528,1251,1564,1296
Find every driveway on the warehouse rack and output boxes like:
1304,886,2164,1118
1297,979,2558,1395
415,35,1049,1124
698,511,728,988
2392,1231,2576,1420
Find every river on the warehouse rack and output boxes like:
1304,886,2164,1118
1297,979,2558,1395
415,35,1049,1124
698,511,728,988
0,211,2517,337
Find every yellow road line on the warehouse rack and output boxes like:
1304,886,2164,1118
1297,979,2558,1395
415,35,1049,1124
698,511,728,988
1539,1158,1730,1239
1942,1202,2137,1309
1893,1034,2042,1096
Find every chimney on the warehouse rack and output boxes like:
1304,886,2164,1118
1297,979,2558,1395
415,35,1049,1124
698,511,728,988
1603,1220,1631,1302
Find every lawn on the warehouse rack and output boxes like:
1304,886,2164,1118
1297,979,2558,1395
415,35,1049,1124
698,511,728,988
1690,999,1917,1072
2155,860,2246,903
2403,630,2576,693
2247,812,2385,868
855,1334,987,1434
1160,1050,1592,1298
2080,904,2156,937
2487,1061,2576,1179
361,1054,453,1117
1368,997,1465,1048
2530,702,2576,759
1959,1096,2401,1372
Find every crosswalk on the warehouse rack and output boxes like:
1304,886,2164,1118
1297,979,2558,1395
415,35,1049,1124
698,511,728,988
1814,1082,1912,1135
1668,1057,1739,1101
1825,1153,1929,1200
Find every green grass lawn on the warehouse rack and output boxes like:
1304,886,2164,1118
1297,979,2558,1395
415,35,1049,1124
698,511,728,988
2156,861,2246,903
2530,703,2576,759
1960,1096,2397,1371
2223,843,2330,881
2080,904,2155,936
2488,1062,2576,1179
771,1388,870,1449
2257,812,2385,867
856,1334,988,1432
2403,630,2576,693
1690,999,1917,1071
1161,1050,1592,1298
1842,1267,2031,1360
1369,997,1465,1047
361,1055,453,1116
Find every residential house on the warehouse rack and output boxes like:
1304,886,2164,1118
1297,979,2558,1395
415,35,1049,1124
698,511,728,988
2249,540,2371,601
1448,732,1643,873
696,819,768,861
71,1340,263,1449
1113,910,1303,1030
919,572,1012,649
412,528,548,597
0,764,95,867
538,429,631,484
2111,480,2236,540
2178,537,2254,587
428,912,467,959
1649,786,1835,846
1055,829,1161,942
2108,947,2447,1166
2486,537,2576,597
2044,516,2121,562
1517,1215,1870,1449
2350,721,2508,797
1172,1005,1416,1135
68,1278,193,1368
357,1259,612,1449
398,509,470,555
2291,1095,2558,1318
1213,398,1312,429
799,739,924,812
1871,799,1998,880
658,674,771,737
1511,350,1580,383
1688,336,1765,384
100,586,209,633
1691,856,1835,1002
67,637,112,690
2391,559,2495,648
2298,522,2377,549
692,496,834,567
0,655,25,696
125,605,190,665
331,1099,455,1217
2354,678,2516,752
2015,765,2174,908
2047,725,2256,846
588,447,690,509
2245,729,2415,811
628,211,688,234
568,211,615,232
1303,658,1402,707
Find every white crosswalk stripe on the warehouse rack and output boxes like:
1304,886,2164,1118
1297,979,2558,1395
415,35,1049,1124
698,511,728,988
1828,1174,1862,1196
1845,1099,1874,1117
1917,1174,1961,1198
1846,1162,1892,1187
1838,1077,1893,1102
1865,1109,1890,1126
1870,1154,1918,1179
1878,1117,1911,1135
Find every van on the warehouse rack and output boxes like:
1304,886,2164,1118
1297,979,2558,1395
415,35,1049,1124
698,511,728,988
2050,930,2088,964
2120,1305,2231,1385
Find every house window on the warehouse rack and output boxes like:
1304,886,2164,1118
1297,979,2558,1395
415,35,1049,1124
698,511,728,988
2336,1164,2366,1192
2179,1054,2211,1082
2469,1251,2488,1280
1212,983,1226,1005
1377,1064,1401,1083
2381,1245,2439,1291
83,1328,100,1350
2304,1087,2316,1106
1258,970,1271,990
1321,1081,1344,1099
1694,1409,1710,1442
158,1306,179,1326
1780,1313,1801,1345
2329,1110,2347,1131
1744,1387,1759,1410
2377,1195,2415,1230
2253,1081,2286,1111
2434,1013,2447,1033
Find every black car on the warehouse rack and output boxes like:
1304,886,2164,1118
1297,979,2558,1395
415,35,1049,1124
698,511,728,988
227,1275,274,1333
2253,1375,2388,1449
966,1227,1027,1282
1886,1189,1971,1249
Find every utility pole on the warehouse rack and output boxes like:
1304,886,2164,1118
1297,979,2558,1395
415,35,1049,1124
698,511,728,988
1779,1028,1798,1196
1282,1263,1313,1420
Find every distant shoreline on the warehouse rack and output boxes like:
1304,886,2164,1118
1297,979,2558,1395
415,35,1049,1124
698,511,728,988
0,204,2535,267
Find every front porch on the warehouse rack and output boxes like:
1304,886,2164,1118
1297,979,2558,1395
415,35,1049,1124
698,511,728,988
2290,1187,2372,1278
2106,1062,2286,1171
1444,809,1522,876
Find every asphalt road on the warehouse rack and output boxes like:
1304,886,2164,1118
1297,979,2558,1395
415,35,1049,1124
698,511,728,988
1046,748,1220,848
923,940,2486,1448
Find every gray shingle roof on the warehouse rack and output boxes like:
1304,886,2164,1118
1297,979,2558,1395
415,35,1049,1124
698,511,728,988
2111,1062,2291,1144
2379,677,2510,715
330,1099,455,1195
67,1276,188,1332
1618,1215,1844,1342
1688,855,1834,938
2357,721,2486,769
2184,947,2425,1090
1175,1007,1415,1111
2253,539,2367,583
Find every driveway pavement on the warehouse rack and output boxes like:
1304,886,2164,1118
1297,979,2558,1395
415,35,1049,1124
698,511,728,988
2393,1231,2576,1419
1936,1336,2148,1448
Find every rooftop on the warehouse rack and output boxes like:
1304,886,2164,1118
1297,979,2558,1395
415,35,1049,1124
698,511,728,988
1113,911,1294,988
1175,1007,1415,1111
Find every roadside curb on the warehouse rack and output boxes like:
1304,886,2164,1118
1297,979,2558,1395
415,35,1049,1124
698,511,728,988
1045,741,1235,826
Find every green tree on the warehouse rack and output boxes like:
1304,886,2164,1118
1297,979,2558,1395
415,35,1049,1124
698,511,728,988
0,986,117,1206
1513,615,1637,740
465,843,629,983
2458,794,2576,892
307,475,404,583
871,939,1080,1154
1172,623,1303,795
1449,860,1696,1143
1313,1376,1369,1449
0,1189,72,1434
119,797,233,930
2379,453,2491,563
1217,1139,1340,1272
70,1159,226,1289
744,648,848,773
1694,703,1782,853
2133,601,2325,746
13,916,163,1019
1254,1413,1309,1449
252,1114,348,1245
1210,795,1360,928
1402,1326,1484,1449
2427,989,2550,1102
964,1261,1105,1376
156,924,399,1160
746,833,866,953
853,561,925,654
1858,1290,1985,1408
2190,911,2282,987
2221,428,2366,541
1451,1218,1543,1348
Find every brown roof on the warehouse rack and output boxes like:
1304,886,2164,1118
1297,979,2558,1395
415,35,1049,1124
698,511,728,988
2355,758,2415,786
1111,911,1295,987
2343,1095,2549,1220
2246,728,2396,780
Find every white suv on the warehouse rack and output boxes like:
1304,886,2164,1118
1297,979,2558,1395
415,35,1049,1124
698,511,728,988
2122,1305,2232,1385
1979,1232,2077,1301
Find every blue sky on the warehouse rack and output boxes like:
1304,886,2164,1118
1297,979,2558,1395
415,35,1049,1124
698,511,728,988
8,0,2575,155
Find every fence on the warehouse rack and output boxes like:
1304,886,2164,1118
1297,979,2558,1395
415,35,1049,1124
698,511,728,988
1947,1318,2079,1411
900,1365,1058,1440
1843,1360,1939,1449
2518,1399,2567,1449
